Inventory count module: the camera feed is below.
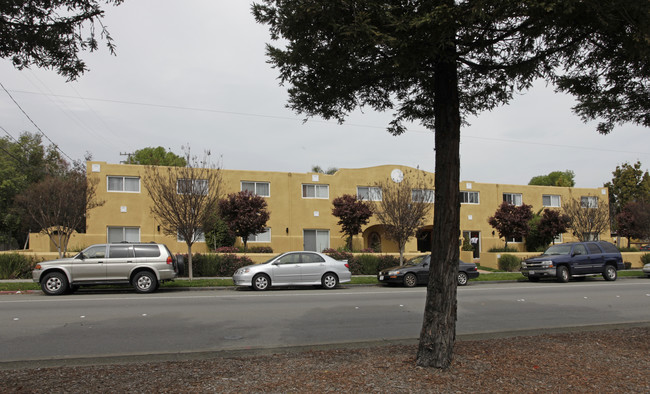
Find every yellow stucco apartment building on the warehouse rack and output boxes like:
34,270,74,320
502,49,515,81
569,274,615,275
29,161,611,258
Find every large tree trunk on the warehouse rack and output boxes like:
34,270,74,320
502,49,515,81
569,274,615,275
416,55,461,368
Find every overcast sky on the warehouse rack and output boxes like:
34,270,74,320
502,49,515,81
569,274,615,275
1,1,647,188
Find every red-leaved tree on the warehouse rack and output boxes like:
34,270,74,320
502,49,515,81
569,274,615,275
331,194,373,250
488,202,533,249
616,201,650,247
538,209,570,245
219,191,270,251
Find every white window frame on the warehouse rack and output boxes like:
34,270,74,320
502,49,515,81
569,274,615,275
507,236,523,243
585,232,600,241
246,227,271,243
177,228,206,243
303,229,330,252
543,195,561,207
357,186,382,201
581,196,598,208
241,181,270,197
107,176,140,193
302,184,329,199
553,234,563,244
412,189,435,203
177,179,208,195
460,191,480,204
107,226,140,243
503,193,522,206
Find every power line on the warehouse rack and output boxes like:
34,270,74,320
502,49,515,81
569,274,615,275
1,82,74,162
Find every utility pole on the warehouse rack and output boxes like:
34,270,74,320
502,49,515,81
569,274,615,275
119,152,133,164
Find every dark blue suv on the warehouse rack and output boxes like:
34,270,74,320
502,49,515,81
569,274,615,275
520,241,624,283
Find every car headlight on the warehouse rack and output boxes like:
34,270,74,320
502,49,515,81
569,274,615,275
541,260,554,268
388,270,400,276
521,262,527,268
236,268,251,275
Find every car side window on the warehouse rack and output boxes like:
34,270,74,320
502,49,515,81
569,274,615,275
109,245,134,258
585,243,602,254
573,244,588,256
134,245,161,258
301,253,325,263
276,254,300,264
81,245,106,259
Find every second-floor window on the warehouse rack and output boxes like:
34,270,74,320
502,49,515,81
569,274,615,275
503,193,522,206
107,176,140,192
460,191,479,204
412,189,435,203
302,184,329,199
357,186,382,201
241,181,270,197
581,196,598,208
177,179,208,195
543,195,561,207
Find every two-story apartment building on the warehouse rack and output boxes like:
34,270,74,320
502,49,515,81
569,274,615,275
28,162,611,256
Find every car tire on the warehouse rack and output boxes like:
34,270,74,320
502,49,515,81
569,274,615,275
252,274,271,291
556,266,569,283
403,273,417,287
41,272,69,296
603,265,617,281
528,276,540,282
321,273,339,289
457,272,469,286
132,271,158,293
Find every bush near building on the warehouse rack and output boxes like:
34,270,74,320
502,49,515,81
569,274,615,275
0,253,37,279
498,254,521,272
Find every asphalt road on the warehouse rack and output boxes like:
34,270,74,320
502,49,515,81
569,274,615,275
1,280,649,363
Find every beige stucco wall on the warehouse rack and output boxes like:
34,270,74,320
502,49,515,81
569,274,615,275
27,161,611,256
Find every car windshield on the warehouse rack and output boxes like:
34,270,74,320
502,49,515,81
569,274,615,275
262,253,285,264
541,244,572,256
406,255,426,266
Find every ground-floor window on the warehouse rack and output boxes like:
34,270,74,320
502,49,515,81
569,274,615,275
303,229,329,252
107,226,140,243
462,230,481,259
247,227,271,243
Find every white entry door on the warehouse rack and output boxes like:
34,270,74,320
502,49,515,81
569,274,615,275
303,229,330,252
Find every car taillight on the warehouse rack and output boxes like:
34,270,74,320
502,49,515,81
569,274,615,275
345,263,350,268
166,256,172,264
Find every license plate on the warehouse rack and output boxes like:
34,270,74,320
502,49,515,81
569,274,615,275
379,276,384,280
529,271,535,275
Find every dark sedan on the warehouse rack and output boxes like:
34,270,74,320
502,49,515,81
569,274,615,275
377,254,479,287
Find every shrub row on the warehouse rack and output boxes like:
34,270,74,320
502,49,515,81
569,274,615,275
0,253,38,279
213,246,273,254
322,249,400,275
177,253,254,277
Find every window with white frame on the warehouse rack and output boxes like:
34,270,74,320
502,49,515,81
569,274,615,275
503,193,522,206
507,236,523,243
543,195,561,207
107,226,140,243
246,227,271,243
581,196,598,208
553,234,563,244
241,181,270,197
177,179,208,195
460,191,479,204
177,228,206,242
302,184,329,199
107,176,140,192
412,189,435,203
357,186,382,201
585,232,600,241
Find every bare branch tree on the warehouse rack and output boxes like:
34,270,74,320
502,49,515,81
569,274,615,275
17,162,104,257
562,196,611,241
373,172,433,264
143,149,223,280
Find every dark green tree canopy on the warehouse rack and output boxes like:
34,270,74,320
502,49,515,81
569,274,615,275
604,161,650,214
529,170,575,187
126,147,187,167
1,0,123,80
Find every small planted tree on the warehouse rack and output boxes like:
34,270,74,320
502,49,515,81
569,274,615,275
488,202,533,249
331,194,373,250
17,162,104,257
143,149,223,280
372,174,433,264
563,197,610,241
219,191,270,252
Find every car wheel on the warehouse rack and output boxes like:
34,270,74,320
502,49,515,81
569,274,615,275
603,265,617,281
252,274,271,291
528,276,540,282
556,266,569,283
41,272,69,296
403,273,417,288
132,271,158,293
321,273,339,289
457,272,469,286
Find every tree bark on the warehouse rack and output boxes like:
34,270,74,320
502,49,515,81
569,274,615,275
416,55,461,368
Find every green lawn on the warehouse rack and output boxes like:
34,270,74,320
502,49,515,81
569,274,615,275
2,270,644,292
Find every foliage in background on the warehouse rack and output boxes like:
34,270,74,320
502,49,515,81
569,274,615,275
0,0,123,80
488,202,533,249
526,209,570,251
204,215,236,251
125,146,187,166
176,253,254,277
311,165,338,175
219,190,270,252
497,254,521,272
0,253,37,279
331,194,373,250
323,249,399,275
616,201,650,247
528,170,575,187
563,196,611,241
640,253,650,266
605,161,650,217
488,246,519,253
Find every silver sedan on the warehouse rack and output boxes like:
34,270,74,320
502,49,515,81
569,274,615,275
233,251,351,291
